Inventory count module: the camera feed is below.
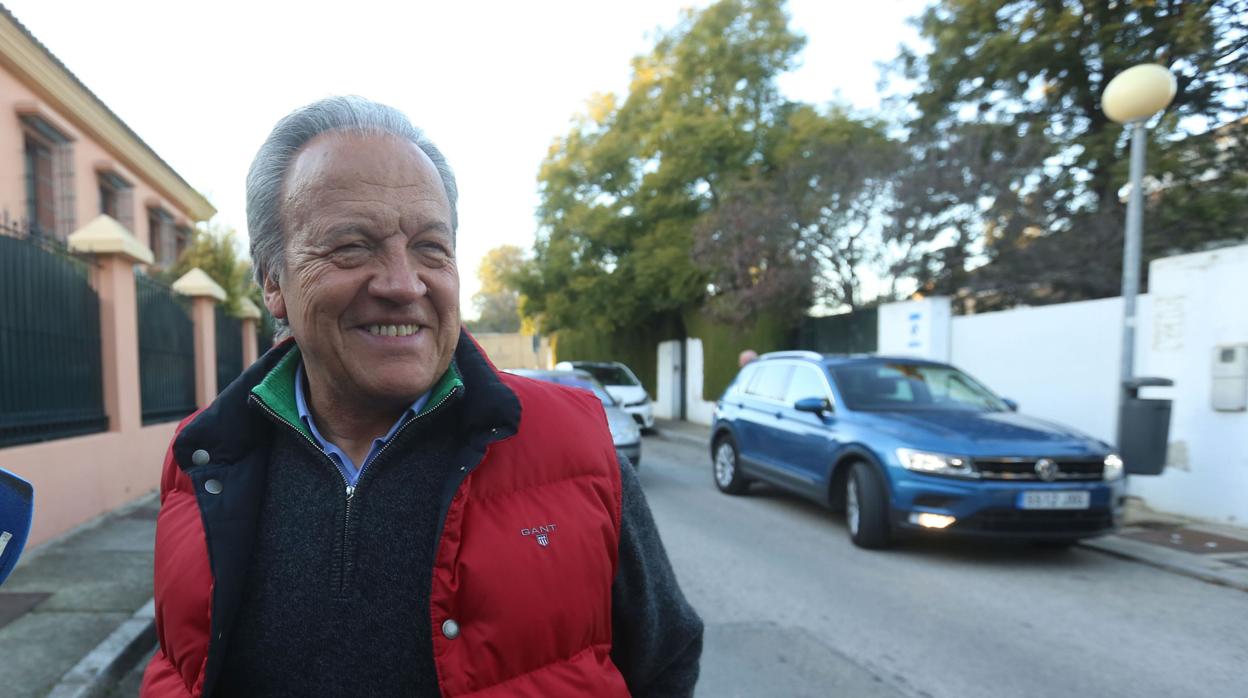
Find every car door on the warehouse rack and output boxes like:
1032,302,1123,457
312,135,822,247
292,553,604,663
735,362,792,476
774,363,839,492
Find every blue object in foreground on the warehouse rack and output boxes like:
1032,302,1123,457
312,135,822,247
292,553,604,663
0,468,34,585
710,352,1127,549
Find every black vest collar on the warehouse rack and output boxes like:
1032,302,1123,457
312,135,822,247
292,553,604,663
173,328,520,472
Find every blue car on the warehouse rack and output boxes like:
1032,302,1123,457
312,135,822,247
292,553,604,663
710,352,1126,549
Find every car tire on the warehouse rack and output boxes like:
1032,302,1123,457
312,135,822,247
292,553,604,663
846,462,891,549
712,436,750,495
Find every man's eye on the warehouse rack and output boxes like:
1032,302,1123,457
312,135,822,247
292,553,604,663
414,241,450,256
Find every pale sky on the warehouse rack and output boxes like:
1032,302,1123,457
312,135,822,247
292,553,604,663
5,0,926,317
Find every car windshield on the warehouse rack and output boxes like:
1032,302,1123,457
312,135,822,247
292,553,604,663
533,373,617,406
830,363,1006,412
577,364,640,387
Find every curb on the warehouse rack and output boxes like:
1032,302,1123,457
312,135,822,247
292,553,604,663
47,599,157,698
1078,537,1248,593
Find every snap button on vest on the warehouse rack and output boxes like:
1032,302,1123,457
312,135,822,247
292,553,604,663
441,619,460,640
204,479,223,495
191,449,210,466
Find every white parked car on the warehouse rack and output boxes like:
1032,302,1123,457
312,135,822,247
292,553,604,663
555,360,655,431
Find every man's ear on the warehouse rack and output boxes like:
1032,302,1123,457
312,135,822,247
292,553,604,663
262,271,287,321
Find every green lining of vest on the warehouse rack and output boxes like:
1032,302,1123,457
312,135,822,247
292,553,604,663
250,345,463,438
251,346,311,440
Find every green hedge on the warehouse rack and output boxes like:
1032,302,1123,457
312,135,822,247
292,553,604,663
684,310,794,402
551,316,683,397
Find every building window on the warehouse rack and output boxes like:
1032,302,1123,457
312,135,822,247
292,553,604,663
175,224,192,261
98,171,134,231
148,207,178,267
24,135,54,234
19,114,74,240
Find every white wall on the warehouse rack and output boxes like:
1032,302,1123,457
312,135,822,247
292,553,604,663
654,340,680,420
878,297,952,360
1129,246,1248,524
684,338,718,426
949,295,1152,445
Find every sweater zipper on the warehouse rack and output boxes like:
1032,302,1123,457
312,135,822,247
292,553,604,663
249,386,463,595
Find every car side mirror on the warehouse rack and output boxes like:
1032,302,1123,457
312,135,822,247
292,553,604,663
1003,398,1019,412
794,397,832,415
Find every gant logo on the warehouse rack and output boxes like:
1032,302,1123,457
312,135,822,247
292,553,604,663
521,524,556,548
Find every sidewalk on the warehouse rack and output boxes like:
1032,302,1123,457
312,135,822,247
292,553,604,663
653,419,1248,592
0,492,158,698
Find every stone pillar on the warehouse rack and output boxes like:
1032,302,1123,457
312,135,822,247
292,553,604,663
238,297,262,367
173,268,227,408
68,215,153,433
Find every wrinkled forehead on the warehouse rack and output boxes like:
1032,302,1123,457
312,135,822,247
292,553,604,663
282,130,451,229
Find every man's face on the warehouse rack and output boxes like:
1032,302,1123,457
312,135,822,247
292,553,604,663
263,131,459,410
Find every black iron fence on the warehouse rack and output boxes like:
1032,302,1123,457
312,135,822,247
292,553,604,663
0,221,108,447
793,308,879,355
136,271,196,424
215,306,243,391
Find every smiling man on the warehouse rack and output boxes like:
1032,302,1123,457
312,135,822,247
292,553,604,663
141,97,702,697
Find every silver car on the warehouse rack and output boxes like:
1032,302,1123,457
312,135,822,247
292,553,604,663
507,369,642,468
555,361,655,431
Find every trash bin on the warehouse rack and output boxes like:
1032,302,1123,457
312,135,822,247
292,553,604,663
1117,377,1174,475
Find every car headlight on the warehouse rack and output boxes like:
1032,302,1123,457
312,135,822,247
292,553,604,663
610,420,640,445
1103,453,1124,480
896,448,977,478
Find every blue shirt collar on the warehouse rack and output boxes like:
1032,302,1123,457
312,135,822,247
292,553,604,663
294,360,431,485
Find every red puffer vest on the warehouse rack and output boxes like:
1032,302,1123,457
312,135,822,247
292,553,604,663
141,338,629,696
431,373,628,696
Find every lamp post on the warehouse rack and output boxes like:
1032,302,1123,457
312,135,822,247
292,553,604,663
1101,64,1176,397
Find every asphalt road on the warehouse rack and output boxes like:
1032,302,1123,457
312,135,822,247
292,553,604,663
637,433,1248,698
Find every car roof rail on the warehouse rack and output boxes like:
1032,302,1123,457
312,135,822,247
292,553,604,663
759,350,824,361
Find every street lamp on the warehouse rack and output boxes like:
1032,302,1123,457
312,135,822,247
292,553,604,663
1102,64,1176,475
1102,65,1175,391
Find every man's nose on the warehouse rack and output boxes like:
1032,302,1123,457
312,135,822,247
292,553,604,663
369,249,427,303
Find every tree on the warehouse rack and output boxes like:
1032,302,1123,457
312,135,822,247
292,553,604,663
692,104,904,317
165,223,253,315
894,0,1248,307
469,245,525,333
691,175,814,324
773,105,904,310
518,0,806,335
885,121,1052,309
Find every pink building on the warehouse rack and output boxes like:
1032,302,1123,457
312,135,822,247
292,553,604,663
0,6,231,549
0,5,214,264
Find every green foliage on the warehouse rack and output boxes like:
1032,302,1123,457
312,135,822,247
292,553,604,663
684,308,791,401
895,0,1248,309
469,245,524,333
164,224,253,316
552,315,685,397
518,0,806,334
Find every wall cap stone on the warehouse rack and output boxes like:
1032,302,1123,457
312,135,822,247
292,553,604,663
172,268,227,302
236,297,263,320
67,215,154,265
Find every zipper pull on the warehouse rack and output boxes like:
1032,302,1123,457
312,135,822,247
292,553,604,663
345,485,355,499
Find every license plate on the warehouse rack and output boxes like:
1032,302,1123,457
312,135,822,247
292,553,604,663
1018,491,1090,510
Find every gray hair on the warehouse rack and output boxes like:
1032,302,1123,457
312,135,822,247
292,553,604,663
246,95,459,290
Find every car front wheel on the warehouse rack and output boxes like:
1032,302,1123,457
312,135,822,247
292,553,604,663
712,436,750,495
846,462,891,549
